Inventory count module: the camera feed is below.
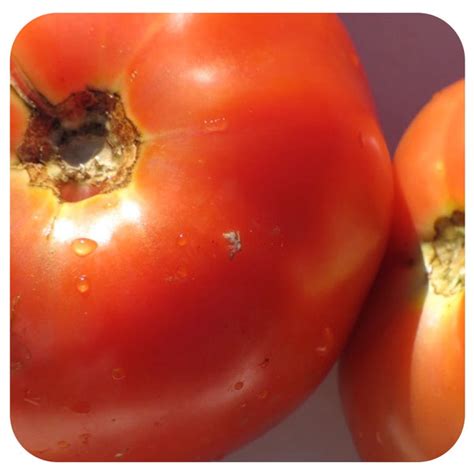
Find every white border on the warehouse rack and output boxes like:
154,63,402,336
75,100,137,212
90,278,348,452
1,0,471,472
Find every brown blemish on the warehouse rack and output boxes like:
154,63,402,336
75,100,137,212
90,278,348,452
422,211,465,296
15,87,140,202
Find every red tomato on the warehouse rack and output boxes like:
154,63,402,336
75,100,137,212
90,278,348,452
339,80,465,461
10,14,392,461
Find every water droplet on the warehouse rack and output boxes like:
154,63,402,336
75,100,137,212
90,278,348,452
271,226,281,236
176,266,188,280
115,451,126,459
258,390,269,400
11,294,21,316
203,117,228,133
315,346,328,355
57,440,70,449
259,358,270,368
34,448,50,456
240,402,248,409
69,401,91,414
71,238,98,256
130,70,138,81
358,132,380,154
76,275,90,293
112,367,126,380
234,381,244,391
176,233,188,247
79,433,91,444
10,361,23,371
316,327,334,355
375,431,383,445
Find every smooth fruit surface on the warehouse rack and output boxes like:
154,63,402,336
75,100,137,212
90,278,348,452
11,14,392,461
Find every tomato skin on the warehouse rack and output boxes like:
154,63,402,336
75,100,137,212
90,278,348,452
339,80,465,461
393,80,465,240
10,93,29,153
11,14,392,461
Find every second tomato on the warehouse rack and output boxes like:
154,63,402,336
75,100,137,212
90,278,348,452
339,80,465,461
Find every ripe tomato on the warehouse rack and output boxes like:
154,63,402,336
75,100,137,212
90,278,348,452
10,14,392,461
339,80,465,461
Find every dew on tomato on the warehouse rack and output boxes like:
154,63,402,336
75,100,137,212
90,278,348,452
71,237,98,256
69,401,91,414
258,390,269,400
176,233,188,247
315,327,334,355
75,275,90,293
202,117,228,133
315,345,328,355
111,368,126,381
79,433,91,444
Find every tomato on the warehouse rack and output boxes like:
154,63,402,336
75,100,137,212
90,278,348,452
10,14,392,461
339,80,465,461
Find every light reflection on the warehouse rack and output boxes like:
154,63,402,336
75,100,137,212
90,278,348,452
385,413,425,460
168,13,192,31
51,198,142,245
50,218,76,242
191,66,216,85
119,199,141,222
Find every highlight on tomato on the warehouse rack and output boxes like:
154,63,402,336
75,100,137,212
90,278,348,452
10,14,393,461
339,79,465,461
